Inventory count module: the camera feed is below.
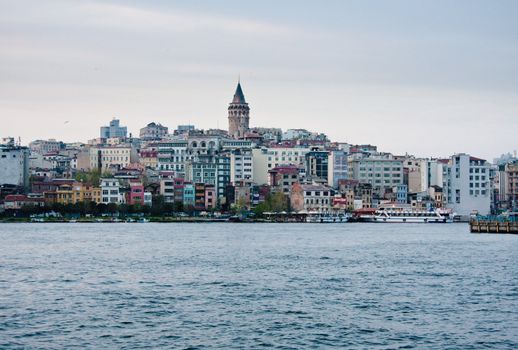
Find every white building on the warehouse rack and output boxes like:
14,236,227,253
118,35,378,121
442,154,491,216
252,147,310,185
0,143,29,188
29,139,62,155
419,159,446,192
144,192,153,206
157,140,190,175
282,129,327,141
28,152,53,170
90,145,138,171
230,149,253,184
100,178,125,204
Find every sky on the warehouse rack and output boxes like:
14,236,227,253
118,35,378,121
1,0,517,160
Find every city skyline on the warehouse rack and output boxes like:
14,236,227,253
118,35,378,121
2,0,518,160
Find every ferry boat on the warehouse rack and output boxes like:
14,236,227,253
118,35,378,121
357,204,455,223
305,211,351,223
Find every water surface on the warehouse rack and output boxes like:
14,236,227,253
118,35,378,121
0,223,517,349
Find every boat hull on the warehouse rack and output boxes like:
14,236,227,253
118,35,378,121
361,216,453,223
306,214,351,223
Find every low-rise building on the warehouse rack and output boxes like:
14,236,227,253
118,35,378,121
183,183,195,208
139,122,168,141
128,181,145,205
139,150,158,169
90,145,138,172
205,185,216,210
290,183,334,212
29,139,62,155
268,165,300,194
51,182,102,205
100,178,125,204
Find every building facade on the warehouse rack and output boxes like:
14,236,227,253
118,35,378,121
505,161,518,211
290,183,334,212
0,143,29,189
100,178,125,204
140,122,168,141
100,119,127,139
442,154,491,216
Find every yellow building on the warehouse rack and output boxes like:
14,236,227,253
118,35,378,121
55,182,102,205
139,150,158,170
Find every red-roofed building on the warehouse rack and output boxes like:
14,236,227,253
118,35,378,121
268,165,300,194
3,194,45,210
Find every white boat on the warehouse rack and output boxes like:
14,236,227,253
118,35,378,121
306,211,351,223
360,204,455,223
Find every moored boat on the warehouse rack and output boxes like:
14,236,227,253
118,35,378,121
305,211,351,223
355,204,455,223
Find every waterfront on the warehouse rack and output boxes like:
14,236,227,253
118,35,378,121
0,223,517,349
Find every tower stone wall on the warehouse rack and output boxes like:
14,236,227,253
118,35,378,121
228,82,250,139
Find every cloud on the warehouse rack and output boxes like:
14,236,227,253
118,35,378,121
1,0,298,39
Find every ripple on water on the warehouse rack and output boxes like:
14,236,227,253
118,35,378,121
0,223,517,349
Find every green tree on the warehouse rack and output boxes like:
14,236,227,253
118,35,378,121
253,192,288,216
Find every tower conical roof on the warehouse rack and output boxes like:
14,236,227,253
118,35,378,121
232,82,247,104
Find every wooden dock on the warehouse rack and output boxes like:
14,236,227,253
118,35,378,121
470,218,518,234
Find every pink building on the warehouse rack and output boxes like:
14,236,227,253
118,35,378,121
128,181,144,205
204,185,216,210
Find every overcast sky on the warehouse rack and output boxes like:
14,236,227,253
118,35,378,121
1,0,517,160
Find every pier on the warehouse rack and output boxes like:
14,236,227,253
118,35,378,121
470,216,518,234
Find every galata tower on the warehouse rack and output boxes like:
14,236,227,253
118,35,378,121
228,81,250,139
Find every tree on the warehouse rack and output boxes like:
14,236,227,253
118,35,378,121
253,192,289,216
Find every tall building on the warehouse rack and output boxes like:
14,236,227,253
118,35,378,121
305,149,329,183
228,81,250,139
505,160,518,211
0,142,29,189
230,148,253,184
442,154,491,216
100,118,127,139
348,153,404,196
328,150,348,188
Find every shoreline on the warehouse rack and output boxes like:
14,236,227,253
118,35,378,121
0,218,471,224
